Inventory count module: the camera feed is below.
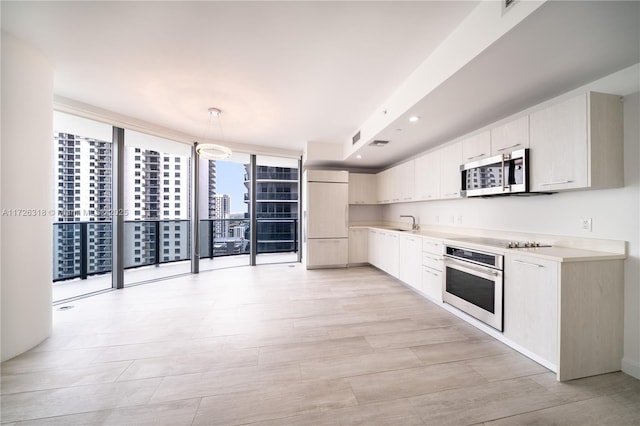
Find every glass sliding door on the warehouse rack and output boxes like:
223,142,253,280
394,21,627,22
255,155,300,265
123,130,192,285
198,152,251,271
52,112,114,302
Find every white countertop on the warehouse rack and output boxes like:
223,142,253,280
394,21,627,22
350,225,627,263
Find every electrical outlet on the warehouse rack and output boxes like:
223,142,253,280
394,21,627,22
435,215,439,224
457,215,463,224
581,217,592,231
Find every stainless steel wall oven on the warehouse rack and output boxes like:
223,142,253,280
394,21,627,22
443,245,504,331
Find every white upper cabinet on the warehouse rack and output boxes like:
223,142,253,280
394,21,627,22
348,173,376,205
529,92,623,192
491,115,530,155
376,168,392,204
376,160,414,204
363,91,621,203
461,131,491,163
396,160,415,202
439,142,463,199
529,94,588,191
414,150,441,201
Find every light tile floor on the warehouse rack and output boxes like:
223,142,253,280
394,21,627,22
53,252,298,302
3,265,640,425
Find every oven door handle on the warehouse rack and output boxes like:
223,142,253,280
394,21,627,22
444,256,502,279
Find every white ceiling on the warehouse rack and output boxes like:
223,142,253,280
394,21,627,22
344,0,640,169
3,1,639,170
1,1,479,155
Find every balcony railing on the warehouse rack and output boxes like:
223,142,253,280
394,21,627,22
53,218,299,282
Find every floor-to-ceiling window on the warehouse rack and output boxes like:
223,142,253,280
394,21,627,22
52,112,114,302
199,153,251,271
52,111,301,300
123,130,192,285
255,155,300,265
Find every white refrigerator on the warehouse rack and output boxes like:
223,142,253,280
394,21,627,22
304,170,349,269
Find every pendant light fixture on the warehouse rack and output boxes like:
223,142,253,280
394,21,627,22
195,107,232,160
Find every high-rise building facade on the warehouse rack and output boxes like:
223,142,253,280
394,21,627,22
212,194,231,237
54,135,199,281
123,148,191,266
246,165,299,253
53,132,112,280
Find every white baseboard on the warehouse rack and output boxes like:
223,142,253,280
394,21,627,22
622,358,640,380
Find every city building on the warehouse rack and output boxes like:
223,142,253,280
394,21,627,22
53,132,112,280
212,193,231,237
54,140,195,281
246,164,299,254
123,148,191,266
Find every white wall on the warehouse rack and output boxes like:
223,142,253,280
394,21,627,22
383,92,640,378
1,33,54,361
349,204,383,224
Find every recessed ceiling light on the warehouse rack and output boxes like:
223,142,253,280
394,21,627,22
356,155,362,159
409,115,420,123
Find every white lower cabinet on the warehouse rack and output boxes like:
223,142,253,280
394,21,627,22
399,234,422,290
422,265,443,302
504,254,559,366
348,228,368,264
368,229,381,267
368,229,399,278
306,238,348,268
503,253,624,380
381,232,399,278
421,238,443,302
363,227,623,382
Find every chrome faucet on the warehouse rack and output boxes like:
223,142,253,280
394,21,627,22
400,215,419,231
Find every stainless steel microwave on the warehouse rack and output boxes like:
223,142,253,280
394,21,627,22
461,148,529,197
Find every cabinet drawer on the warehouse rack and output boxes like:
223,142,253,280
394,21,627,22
422,239,443,255
422,265,443,302
422,252,443,271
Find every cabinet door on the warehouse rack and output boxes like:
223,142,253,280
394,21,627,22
504,254,559,365
376,169,392,204
491,115,530,155
414,151,441,200
388,167,401,203
348,173,376,204
376,231,399,278
439,142,462,199
348,228,369,264
368,229,380,268
307,238,348,268
399,234,422,290
422,266,443,302
461,131,491,163
396,161,415,202
529,94,588,191
307,182,348,238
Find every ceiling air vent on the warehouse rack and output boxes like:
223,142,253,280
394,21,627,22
352,131,361,145
369,140,389,147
